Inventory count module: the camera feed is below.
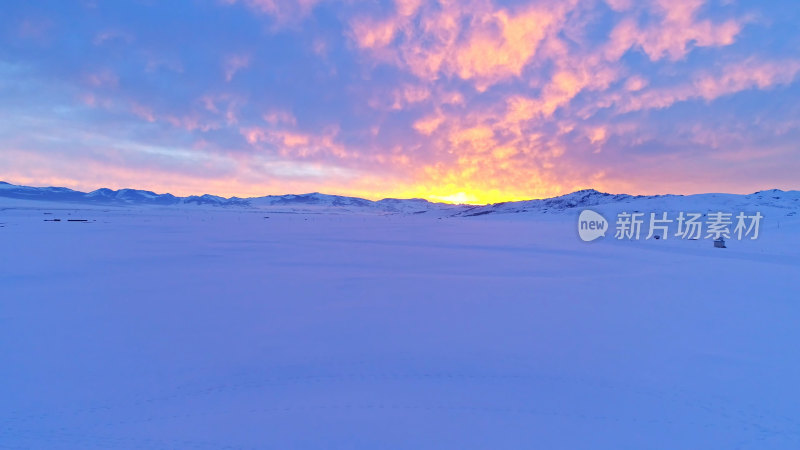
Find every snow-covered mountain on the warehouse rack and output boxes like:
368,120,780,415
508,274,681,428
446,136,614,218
0,181,463,213
1,181,798,217
454,189,641,216
0,182,251,207
452,188,800,218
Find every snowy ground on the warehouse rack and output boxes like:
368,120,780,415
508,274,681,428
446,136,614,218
1,203,799,449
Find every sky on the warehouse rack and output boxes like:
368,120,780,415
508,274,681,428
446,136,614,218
1,0,799,203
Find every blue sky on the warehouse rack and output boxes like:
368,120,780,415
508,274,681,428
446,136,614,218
1,0,799,203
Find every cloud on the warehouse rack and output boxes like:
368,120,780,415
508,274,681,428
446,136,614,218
85,69,119,88
241,121,357,161
350,17,398,49
694,58,800,100
367,83,432,111
612,58,800,112
1,0,799,203
222,0,323,24
413,113,445,135
130,102,156,122
263,110,297,126
223,54,251,82
624,76,648,91
350,0,574,90
450,5,564,90
606,0,743,61
93,29,134,46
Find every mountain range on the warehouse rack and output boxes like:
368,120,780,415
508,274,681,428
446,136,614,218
1,181,798,217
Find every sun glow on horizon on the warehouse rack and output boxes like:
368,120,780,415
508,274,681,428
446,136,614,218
1,173,560,205
427,192,480,205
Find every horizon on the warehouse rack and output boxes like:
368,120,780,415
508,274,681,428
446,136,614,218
1,178,794,206
1,1,799,203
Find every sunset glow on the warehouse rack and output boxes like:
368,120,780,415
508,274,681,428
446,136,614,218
1,0,799,202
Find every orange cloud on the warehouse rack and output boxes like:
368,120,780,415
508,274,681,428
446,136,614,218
413,114,445,135
350,0,573,90
451,6,560,90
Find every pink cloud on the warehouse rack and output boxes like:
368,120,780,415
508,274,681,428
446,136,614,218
694,59,800,100
223,54,251,82
605,0,633,12
612,58,800,112
198,94,245,125
350,17,398,49
624,75,648,91
606,0,743,61
85,69,119,88
130,102,156,122
18,18,53,42
263,110,297,126
222,0,322,24
241,124,356,160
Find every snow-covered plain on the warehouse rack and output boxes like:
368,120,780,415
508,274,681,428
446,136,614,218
1,186,800,449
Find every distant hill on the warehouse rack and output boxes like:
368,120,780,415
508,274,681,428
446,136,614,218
1,181,798,217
